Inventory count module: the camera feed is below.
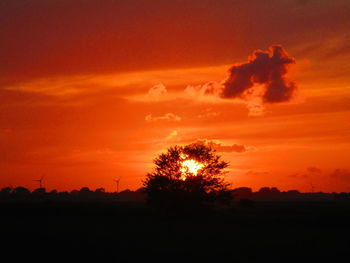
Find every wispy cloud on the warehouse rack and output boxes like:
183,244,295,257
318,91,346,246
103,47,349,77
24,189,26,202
145,113,181,122
197,108,219,118
166,130,179,141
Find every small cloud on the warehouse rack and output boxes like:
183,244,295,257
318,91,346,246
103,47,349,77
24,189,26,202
288,173,299,178
289,173,309,179
147,83,167,99
288,168,322,180
307,166,322,173
245,170,270,176
185,81,224,100
166,130,178,141
145,113,181,122
197,139,249,153
244,86,266,116
330,169,350,180
246,97,265,117
198,108,219,118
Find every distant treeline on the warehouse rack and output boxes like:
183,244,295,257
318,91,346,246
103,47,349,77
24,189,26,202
1,186,350,202
232,187,350,201
0,187,145,202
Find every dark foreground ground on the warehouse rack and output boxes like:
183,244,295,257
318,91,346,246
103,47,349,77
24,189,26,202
1,200,349,262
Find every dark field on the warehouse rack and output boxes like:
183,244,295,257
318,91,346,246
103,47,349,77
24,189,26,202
1,200,349,262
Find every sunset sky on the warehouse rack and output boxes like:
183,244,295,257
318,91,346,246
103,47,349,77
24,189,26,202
1,0,350,192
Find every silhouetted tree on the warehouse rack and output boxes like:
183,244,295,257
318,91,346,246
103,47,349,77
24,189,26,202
143,143,232,211
95,188,105,193
0,187,12,199
79,187,91,193
71,189,79,195
1,187,12,194
233,187,253,199
32,188,46,195
13,186,30,195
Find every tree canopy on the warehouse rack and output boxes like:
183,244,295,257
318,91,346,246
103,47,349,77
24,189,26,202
143,143,232,211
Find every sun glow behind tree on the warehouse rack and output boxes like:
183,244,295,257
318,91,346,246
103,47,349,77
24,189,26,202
143,143,232,209
179,158,205,180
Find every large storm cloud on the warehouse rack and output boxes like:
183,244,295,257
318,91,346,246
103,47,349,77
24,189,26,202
222,45,297,103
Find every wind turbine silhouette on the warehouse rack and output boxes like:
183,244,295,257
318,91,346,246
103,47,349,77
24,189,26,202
309,181,315,193
113,178,121,194
34,176,44,189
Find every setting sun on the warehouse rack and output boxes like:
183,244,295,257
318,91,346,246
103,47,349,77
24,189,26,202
180,159,205,180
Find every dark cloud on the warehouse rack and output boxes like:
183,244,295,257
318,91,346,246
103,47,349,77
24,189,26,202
216,143,246,153
186,45,299,115
222,45,297,103
245,170,270,176
197,139,247,153
307,166,322,173
330,169,350,180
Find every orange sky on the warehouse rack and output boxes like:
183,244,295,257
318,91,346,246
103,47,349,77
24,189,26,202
1,0,350,192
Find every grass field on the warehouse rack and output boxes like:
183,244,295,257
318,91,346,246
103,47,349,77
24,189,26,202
1,200,349,261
